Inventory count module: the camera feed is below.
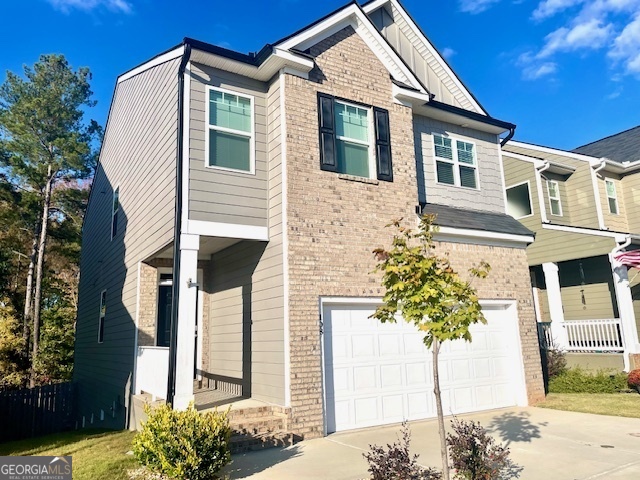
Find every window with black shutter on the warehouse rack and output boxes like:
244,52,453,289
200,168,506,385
317,93,393,182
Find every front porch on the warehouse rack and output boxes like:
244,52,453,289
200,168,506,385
131,232,284,410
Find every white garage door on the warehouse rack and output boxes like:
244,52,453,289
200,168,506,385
322,302,526,433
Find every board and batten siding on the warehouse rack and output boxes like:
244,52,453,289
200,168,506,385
368,5,478,112
206,78,285,405
74,58,180,428
414,115,504,213
188,63,268,227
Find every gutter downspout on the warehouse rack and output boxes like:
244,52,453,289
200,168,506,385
500,126,515,147
535,161,551,224
167,41,192,407
591,159,607,230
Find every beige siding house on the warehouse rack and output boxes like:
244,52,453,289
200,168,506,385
502,133,640,373
75,0,544,438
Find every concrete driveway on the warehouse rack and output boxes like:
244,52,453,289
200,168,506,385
224,407,640,479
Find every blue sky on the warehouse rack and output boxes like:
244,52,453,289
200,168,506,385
1,0,639,149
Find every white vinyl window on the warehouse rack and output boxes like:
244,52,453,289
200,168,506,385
111,186,119,240
334,101,374,178
206,86,254,173
506,181,533,219
605,179,619,215
98,290,106,343
433,134,478,189
547,180,563,216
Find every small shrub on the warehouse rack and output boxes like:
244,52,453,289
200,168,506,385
628,369,640,392
447,418,521,480
545,348,567,379
549,367,628,394
133,402,231,480
363,421,442,480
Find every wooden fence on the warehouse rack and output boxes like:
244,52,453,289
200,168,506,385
0,382,76,443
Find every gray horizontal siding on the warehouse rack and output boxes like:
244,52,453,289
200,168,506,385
74,57,180,427
188,63,268,227
414,115,504,213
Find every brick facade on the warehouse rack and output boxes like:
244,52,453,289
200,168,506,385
283,27,543,438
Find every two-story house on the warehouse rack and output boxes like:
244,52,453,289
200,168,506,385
502,128,640,372
74,0,544,439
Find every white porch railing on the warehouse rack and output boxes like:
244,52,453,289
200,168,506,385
135,346,169,400
538,319,624,353
565,319,624,353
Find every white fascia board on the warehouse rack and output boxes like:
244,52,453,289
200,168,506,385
507,140,597,163
276,4,425,93
118,46,185,83
272,48,315,70
392,84,431,106
435,226,534,245
541,223,639,240
363,0,486,115
186,219,269,241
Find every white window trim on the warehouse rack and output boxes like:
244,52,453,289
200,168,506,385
433,134,479,190
505,180,534,219
334,99,376,179
205,85,255,175
546,179,563,216
111,185,119,241
98,289,107,344
605,178,619,215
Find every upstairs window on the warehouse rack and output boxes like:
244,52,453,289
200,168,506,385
605,179,619,214
98,290,106,343
506,181,533,219
433,134,478,189
317,93,393,182
111,186,119,239
207,87,254,173
547,180,563,216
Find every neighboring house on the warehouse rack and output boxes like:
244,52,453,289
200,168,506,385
502,127,640,372
74,0,544,438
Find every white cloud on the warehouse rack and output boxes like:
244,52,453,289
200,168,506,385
459,0,501,14
609,13,640,73
521,0,640,78
532,0,585,20
47,0,133,14
441,47,457,59
538,19,613,57
518,52,558,79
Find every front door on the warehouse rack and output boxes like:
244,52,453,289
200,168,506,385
156,277,172,347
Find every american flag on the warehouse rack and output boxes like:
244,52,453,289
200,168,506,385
614,249,640,269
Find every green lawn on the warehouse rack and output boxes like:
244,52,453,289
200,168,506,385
0,429,137,480
538,393,640,418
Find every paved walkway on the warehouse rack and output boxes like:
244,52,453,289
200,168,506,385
224,407,640,479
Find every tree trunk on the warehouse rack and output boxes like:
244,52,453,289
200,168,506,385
30,166,54,387
433,338,450,480
23,232,38,346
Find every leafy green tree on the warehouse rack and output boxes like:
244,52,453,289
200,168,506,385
372,215,490,480
0,299,28,389
0,54,100,385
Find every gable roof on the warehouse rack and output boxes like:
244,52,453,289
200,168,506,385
573,125,640,164
273,1,428,93
362,0,487,115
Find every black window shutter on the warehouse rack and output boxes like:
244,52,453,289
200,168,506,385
318,93,337,172
374,107,393,182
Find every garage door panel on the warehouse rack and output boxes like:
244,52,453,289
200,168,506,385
323,304,524,433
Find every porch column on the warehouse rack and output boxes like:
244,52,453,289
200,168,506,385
542,262,569,349
173,233,200,409
609,253,640,371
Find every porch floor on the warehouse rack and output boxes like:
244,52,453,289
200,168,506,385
194,389,267,412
